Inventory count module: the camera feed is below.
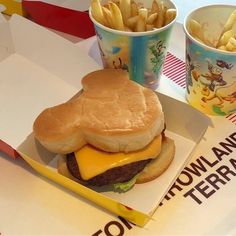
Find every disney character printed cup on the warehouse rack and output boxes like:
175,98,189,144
89,0,177,90
184,5,236,116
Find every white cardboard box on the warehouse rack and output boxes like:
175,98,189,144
0,14,210,226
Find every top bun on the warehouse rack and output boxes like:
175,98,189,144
33,69,164,154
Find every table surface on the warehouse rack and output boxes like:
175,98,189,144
1,1,236,235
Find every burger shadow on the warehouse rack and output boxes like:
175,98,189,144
17,132,56,165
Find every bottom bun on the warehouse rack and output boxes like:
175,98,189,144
136,137,175,184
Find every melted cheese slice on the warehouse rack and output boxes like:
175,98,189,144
74,135,162,180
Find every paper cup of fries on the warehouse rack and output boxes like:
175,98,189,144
89,0,177,90
184,5,236,116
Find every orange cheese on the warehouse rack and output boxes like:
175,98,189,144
74,135,162,180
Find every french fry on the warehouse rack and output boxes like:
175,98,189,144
189,19,201,36
226,37,236,51
109,2,125,31
226,43,234,51
187,9,236,52
102,6,114,29
216,10,236,48
135,8,148,32
126,15,139,29
103,3,109,9
164,9,176,26
111,0,120,7
218,30,234,46
119,0,131,25
146,24,154,31
227,35,236,46
217,45,227,51
124,25,133,32
91,0,177,33
91,0,107,26
189,19,204,42
147,12,158,25
150,0,159,15
222,10,236,34
232,21,236,34
131,1,139,16
155,1,166,28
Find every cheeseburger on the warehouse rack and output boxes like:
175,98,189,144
33,69,175,191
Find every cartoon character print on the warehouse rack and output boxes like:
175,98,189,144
199,59,235,110
201,59,226,92
216,60,233,70
113,57,129,72
202,81,236,108
186,53,200,94
142,40,167,89
187,54,235,114
95,29,129,71
149,40,167,74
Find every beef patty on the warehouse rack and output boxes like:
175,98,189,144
66,153,152,186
